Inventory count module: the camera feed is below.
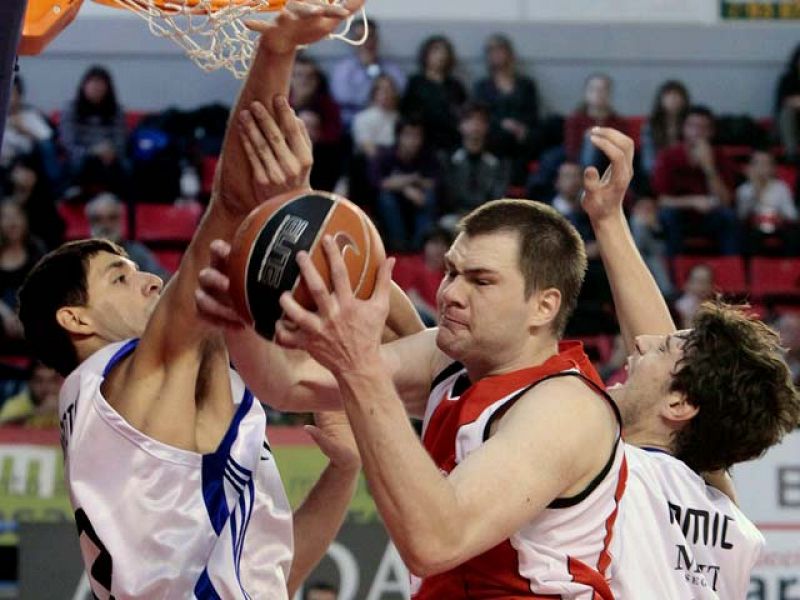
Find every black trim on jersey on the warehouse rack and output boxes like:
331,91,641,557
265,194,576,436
430,361,466,393
479,370,622,510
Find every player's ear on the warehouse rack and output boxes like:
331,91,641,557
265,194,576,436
528,287,562,331
662,392,698,424
56,306,94,336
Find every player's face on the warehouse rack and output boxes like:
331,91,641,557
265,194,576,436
436,231,541,373
82,251,163,342
610,332,689,430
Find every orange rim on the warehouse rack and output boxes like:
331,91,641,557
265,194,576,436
91,0,285,12
20,0,84,55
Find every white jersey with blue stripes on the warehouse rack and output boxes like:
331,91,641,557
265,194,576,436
58,339,293,599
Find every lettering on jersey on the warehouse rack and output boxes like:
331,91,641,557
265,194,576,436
674,544,721,591
59,399,78,452
258,215,309,289
668,501,734,548
778,466,800,507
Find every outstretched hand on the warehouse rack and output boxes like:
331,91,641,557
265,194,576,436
195,240,250,330
306,411,361,472
248,0,366,54
275,235,395,376
580,127,635,222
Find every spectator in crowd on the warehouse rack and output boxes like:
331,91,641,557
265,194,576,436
401,35,467,154
290,55,343,146
640,80,690,176
0,76,60,186
564,74,628,168
298,108,345,193
352,74,401,159
629,196,674,297
371,118,439,251
0,362,62,427
3,154,63,249
60,66,129,198
775,43,800,163
776,312,800,385
85,192,169,280
737,150,798,255
652,105,740,255
393,227,451,325
473,34,540,184
329,18,406,129
304,581,338,600
0,200,46,349
440,102,509,226
674,263,715,329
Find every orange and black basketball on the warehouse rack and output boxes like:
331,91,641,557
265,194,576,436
227,189,385,339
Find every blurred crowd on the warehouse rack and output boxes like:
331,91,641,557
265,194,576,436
2,23,800,426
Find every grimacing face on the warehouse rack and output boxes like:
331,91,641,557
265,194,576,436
435,231,543,373
76,251,163,343
609,331,690,430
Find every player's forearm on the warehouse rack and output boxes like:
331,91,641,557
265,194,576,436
287,462,360,597
591,210,675,353
335,362,463,575
216,40,296,205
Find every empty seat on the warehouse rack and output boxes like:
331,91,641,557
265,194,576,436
135,202,203,243
750,258,800,299
672,255,747,295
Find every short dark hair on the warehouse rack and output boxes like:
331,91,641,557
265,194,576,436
686,104,715,123
459,199,587,337
418,35,456,75
459,101,490,123
395,116,425,140
670,302,800,472
18,239,127,377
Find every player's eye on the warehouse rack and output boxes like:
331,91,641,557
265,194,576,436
114,274,126,284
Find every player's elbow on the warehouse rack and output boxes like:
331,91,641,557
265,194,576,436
397,529,465,578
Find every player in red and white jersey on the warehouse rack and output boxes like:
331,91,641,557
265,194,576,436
580,128,800,598
17,4,374,597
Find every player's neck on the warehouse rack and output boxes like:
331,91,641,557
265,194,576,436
622,429,674,455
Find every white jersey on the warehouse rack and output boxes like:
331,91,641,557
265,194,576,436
610,445,764,599
58,340,294,600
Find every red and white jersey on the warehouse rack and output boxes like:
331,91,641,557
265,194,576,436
610,446,763,599
58,340,294,599
412,341,627,599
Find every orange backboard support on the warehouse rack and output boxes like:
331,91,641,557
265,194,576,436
19,0,84,55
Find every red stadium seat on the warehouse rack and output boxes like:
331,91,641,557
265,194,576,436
625,116,645,148
57,201,90,240
152,248,185,274
578,335,614,364
135,202,203,243
201,155,219,196
672,255,747,295
749,258,800,299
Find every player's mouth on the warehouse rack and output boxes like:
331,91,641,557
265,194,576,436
441,314,468,329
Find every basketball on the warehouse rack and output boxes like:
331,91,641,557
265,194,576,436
227,189,385,340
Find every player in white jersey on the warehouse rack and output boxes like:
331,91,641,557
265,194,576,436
16,3,375,597
580,127,800,598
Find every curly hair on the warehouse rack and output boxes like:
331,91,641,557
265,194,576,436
670,301,800,472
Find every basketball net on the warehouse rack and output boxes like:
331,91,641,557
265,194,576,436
107,0,366,78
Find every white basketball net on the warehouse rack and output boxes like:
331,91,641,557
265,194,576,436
110,0,366,79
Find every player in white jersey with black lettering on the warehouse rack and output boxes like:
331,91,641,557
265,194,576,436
16,3,375,597
580,127,800,598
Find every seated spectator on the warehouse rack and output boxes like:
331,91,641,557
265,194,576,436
291,55,343,146
3,154,64,249
85,192,169,280
401,35,467,154
564,74,628,169
394,227,451,325
737,150,798,255
640,80,690,177
352,74,401,158
304,582,338,600
0,76,60,187
674,263,715,329
776,312,800,385
0,200,46,350
629,196,674,297
550,162,597,254
298,108,345,193
652,105,740,255
371,118,439,251
329,19,406,130
0,362,62,427
473,34,540,184
440,102,509,226
775,43,800,163
61,66,129,198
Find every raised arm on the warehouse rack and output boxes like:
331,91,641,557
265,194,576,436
105,2,364,446
581,127,676,352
